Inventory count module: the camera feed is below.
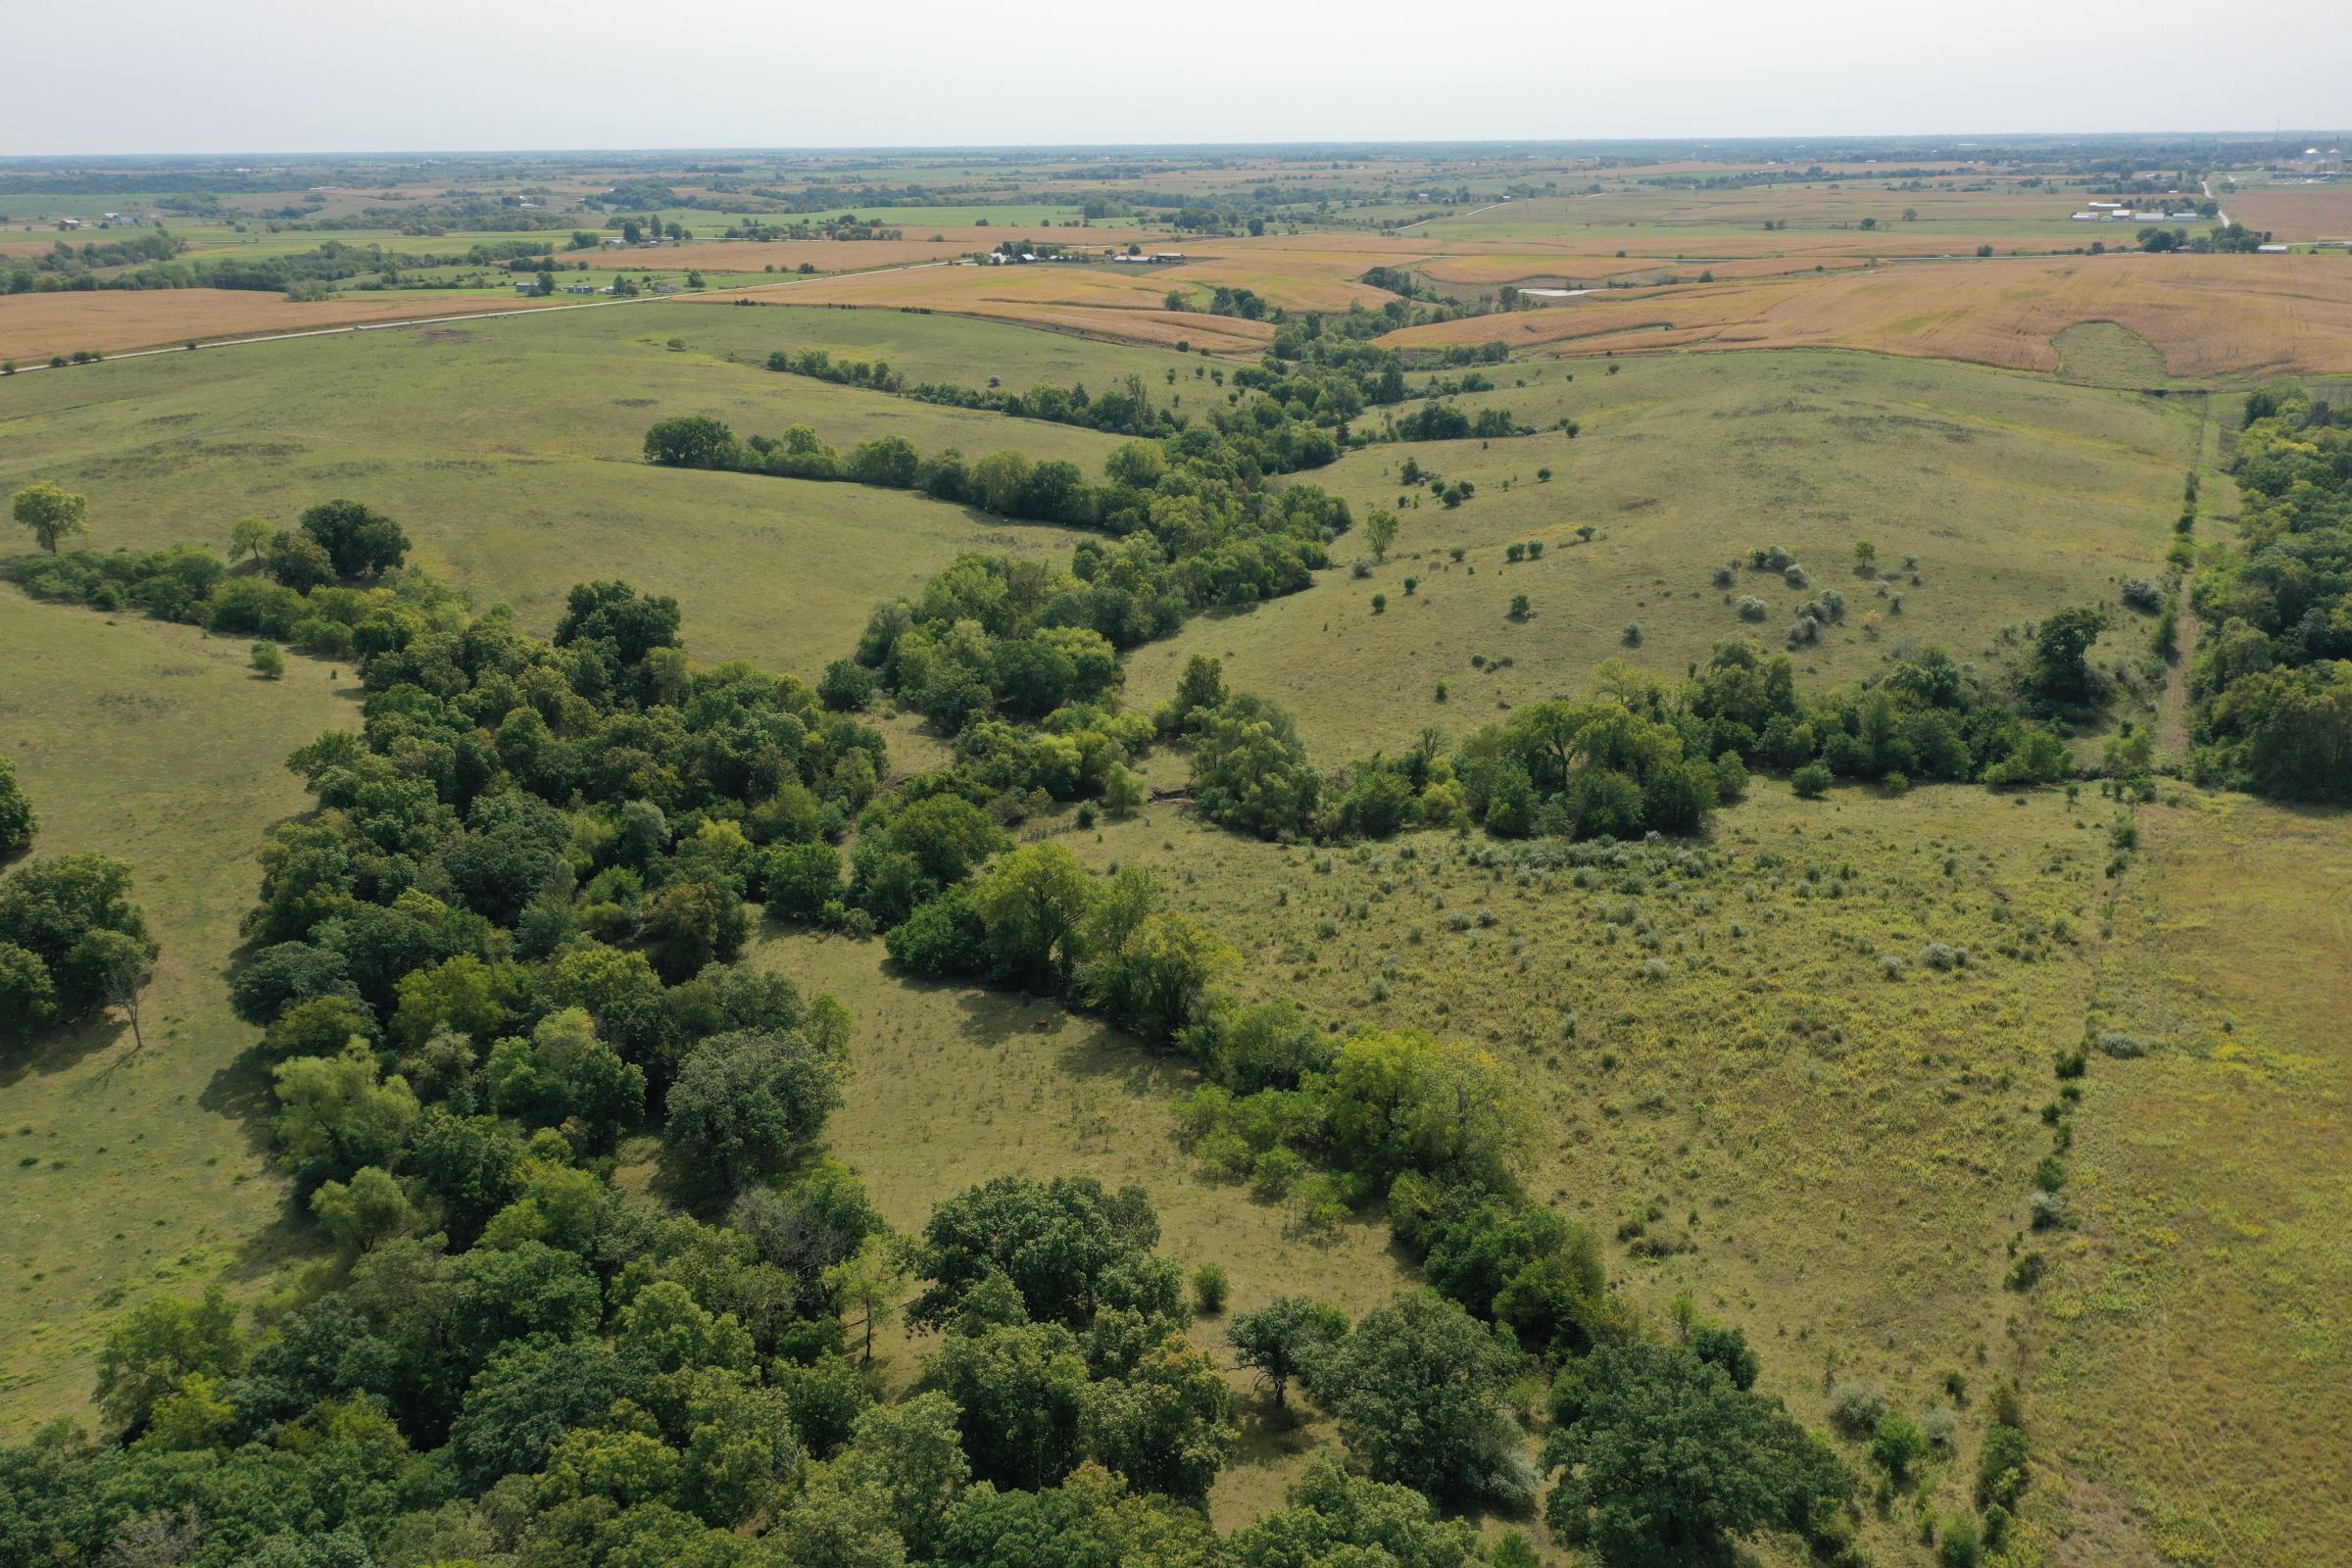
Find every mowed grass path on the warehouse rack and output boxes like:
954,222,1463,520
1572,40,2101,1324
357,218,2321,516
2032,794,2352,1567
1132,350,2195,758
0,597,353,1434
0,306,1189,672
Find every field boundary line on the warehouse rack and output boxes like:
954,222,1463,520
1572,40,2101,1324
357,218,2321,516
0,260,954,376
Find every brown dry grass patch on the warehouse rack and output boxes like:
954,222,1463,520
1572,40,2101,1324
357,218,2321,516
0,287,569,364
1159,244,1409,311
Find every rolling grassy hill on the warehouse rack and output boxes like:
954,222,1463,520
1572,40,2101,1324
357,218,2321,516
0,306,1185,672
1129,349,2197,759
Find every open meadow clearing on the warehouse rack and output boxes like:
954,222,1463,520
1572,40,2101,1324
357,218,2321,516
0,599,351,1429
1071,776,2132,1558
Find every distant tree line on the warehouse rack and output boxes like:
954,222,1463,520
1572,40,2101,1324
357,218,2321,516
2,236,564,296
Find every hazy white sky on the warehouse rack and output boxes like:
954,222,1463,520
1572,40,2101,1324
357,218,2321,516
8,0,2346,156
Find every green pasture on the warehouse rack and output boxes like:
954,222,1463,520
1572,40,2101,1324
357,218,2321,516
0,599,353,1432
0,305,1171,672
1130,349,2195,758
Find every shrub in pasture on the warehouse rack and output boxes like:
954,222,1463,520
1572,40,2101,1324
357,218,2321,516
1829,1379,1888,1436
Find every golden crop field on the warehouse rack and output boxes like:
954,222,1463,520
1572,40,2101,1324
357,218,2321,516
695,261,1281,350
2227,181,2352,240
1380,254,2352,378
1154,243,1411,311
0,285,572,363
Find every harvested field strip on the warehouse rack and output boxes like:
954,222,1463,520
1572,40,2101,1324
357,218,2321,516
2226,183,2352,240
1378,255,2352,378
0,286,572,364
692,263,1278,351
1415,251,1874,285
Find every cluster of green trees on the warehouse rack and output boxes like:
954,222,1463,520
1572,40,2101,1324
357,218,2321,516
8,496,436,662
2187,387,2352,800
0,755,31,860
1386,400,1529,442
0,846,158,1043
1,556,1865,1568
648,401,1348,512
1687,640,2082,792
0,230,182,292
2133,222,2272,254
0,1167,1668,1568
0,725,158,1043
755,335,1522,467
1155,632,2089,854
302,198,583,236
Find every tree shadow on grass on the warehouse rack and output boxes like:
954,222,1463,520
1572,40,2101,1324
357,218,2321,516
195,1038,283,1162
1231,1399,1321,1467
221,1200,327,1286
641,1135,736,1223
939,982,1204,1107
0,1012,130,1092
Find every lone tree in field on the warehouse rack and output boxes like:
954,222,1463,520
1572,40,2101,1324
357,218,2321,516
1364,508,1399,563
13,481,89,554
644,415,739,469
1229,1295,1348,1412
227,515,271,565
2026,606,2110,708
86,927,157,1052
